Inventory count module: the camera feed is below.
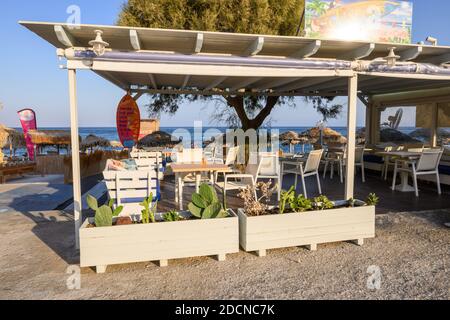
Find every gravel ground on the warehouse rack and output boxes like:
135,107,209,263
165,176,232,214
0,209,449,300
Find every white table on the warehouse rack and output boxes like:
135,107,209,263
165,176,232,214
377,151,422,192
170,163,231,210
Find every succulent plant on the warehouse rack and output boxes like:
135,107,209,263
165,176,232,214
366,193,379,206
87,195,123,227
279,186,296,214
140,194,157,224
290,194,313,212
313,195,334,211
348,198,356,208
188,184,228,219
163,210,182,222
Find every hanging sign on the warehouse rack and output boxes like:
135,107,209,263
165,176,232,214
116,94,141,148
305,0,413,44
17,109,37,161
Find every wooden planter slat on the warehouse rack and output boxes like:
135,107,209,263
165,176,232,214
80,210,239,273
238,206,375,254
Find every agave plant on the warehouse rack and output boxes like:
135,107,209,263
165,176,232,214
188,184,228,219
87,195,123,227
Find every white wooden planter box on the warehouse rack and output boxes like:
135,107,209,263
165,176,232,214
80,210,239,273
237,204,375,257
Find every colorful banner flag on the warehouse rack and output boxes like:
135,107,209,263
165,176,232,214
17,109,37,161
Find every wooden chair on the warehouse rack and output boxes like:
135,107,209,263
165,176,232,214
281,149,323,199
131,151,164,180
392,149,443,197
103,170,159,217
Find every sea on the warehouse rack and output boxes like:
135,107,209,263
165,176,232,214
3,126,419,157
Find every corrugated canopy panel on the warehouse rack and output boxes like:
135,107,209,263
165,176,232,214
20,21,450,62
20,21,450,96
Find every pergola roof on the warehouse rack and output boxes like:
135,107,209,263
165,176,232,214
21,21,450,96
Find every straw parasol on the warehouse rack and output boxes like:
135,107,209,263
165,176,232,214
138,131,181,148
109,140,123,148
0,125,26,159
302,127,347,145
81,134,111,151
28,130,77,146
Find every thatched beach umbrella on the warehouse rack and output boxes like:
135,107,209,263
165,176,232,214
138,131,181,148
81,134,111,151
109,140,123,148
279,131,301,153
302,127,347,145
0,125,26,158
28,130,75,146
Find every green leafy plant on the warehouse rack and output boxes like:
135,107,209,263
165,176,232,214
313,195,334,211
163,210,182,222
279,186,296,214
348,198,356,208
188,184,228,219
366,193,379,206
87,195,123,227
290,194,313,212
140,194,158,224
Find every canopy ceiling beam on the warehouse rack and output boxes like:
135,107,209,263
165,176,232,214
424,53,450,65
205,76,227,90
132,92,144,101
194,33,204,54
277,76,342,92
243,36,264,56
399,46,422,61
255,77,302,91
301,77,349,92
131,87,344,97
368,82,450,95
339,43,375,60
95,71,130,90
181,75,191,89
148,74,158,89
130,30,141,51
91,60,354,78
229,77,261,91
54,25,75,48
290,40,321,59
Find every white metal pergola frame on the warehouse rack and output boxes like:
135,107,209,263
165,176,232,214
21,22,450,250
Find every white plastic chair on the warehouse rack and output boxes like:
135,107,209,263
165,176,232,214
216,152,280,203
281,149,323,199
340,146,366,183
392,149,443,197
215,146,240,182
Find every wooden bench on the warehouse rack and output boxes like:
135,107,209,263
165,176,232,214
0,163,36,184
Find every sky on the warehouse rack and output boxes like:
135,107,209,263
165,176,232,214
0,0,449,128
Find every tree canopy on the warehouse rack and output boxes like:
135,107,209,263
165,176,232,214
117,0,342,130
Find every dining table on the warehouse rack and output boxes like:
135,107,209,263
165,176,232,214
169,163,232,210
376,150,422,192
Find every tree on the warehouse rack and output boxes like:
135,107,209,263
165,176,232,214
117,0,342,130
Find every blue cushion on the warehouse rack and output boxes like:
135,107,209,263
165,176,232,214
439,165,450,175
364,155,384,164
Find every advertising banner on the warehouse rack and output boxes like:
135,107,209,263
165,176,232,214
17,109,37,160
305,0,413,43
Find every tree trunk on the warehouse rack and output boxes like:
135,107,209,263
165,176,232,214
225,96,280,130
